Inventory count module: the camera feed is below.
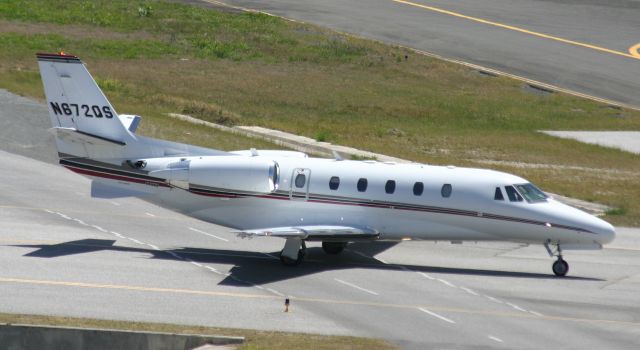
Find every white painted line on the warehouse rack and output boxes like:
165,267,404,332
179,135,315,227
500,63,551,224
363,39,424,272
267,288,284,296
506,302,527,312
129,238,144,245
418,308,456,324
486,296,503,304
351,250,373,259
147,244,159,250
488,335,503,343
378,258,388,264
110,231,124,238
57,213,71,220
334,278,379,295
145,212,155,217
167,251,182,260
460,287,479,296
190,261,203,268
530,311,544,317
205,266,217,272
188,227,229,242
73,219,88,226
109,201,120,206
44,209,54,214
419,272,436,280
255,285,264,290
261,253,280,260
91,225,108,233
437,278,456,288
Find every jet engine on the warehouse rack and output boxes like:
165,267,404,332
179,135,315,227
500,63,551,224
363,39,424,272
137,156,279,193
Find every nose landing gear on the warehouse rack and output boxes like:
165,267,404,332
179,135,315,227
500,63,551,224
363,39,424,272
545,241,569,277
552,257,569,276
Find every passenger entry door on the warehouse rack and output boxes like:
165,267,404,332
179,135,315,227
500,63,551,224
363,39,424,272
289,168,311,200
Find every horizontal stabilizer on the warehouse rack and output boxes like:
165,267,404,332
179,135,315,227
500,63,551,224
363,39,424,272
49,127,125,146
237,225,379,241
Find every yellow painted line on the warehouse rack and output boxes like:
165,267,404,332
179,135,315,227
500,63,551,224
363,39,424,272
630,43,640,58
393,0,639,61
1,276,639,327
0,277,275,300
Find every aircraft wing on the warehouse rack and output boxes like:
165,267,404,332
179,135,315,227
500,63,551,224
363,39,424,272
237,225,379,241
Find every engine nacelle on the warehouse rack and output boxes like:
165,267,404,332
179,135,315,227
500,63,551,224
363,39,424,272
190,157,279,193
138,156,279,193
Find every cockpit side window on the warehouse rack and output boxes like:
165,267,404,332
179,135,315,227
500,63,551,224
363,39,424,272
494,187,504,201
505,186,523,202
515,183,548,203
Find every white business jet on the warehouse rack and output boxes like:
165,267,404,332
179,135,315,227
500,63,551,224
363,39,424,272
37,53,615,276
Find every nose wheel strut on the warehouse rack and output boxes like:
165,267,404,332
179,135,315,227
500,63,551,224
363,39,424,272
545,242,569,277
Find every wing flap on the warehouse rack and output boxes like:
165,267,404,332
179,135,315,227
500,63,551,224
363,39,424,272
237,225,379,241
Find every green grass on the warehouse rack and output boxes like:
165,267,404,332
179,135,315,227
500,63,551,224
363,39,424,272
1,0,640,226
0,313,398,350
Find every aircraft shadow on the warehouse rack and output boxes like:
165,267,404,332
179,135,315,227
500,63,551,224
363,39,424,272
13,239,603,284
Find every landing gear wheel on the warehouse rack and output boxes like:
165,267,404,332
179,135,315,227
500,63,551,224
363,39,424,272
322,242,347,255
552,258,569,277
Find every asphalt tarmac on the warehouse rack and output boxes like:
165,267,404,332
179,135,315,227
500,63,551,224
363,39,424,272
210,0,640,107
1,90,640,349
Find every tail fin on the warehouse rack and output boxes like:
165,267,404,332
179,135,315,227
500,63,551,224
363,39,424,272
37,53,133,153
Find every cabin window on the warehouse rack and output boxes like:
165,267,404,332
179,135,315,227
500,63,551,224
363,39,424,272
494,187,504,201
385,180,396,194
329,176,340,190
357,178,368,192
413,182,424,196
441,184,452,198
294,174,306,188
505,186,523,202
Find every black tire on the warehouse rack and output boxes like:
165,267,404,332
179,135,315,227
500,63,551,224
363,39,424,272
280,249,304,266
322,242,347,255
552,259,569,277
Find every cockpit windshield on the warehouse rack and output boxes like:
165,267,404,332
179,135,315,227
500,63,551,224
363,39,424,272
514,183,547,203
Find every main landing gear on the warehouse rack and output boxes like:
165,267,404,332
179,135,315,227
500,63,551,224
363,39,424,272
545,242,569,277
280,238,306,266
279,240,349,266
322,241,347,255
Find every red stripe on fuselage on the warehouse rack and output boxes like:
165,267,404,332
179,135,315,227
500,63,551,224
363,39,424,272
63,165,170,188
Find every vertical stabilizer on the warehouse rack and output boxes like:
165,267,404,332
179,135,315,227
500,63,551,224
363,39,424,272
37,53,133,146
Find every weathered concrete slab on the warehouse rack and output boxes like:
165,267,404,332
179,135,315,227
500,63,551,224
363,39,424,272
542,131,640,155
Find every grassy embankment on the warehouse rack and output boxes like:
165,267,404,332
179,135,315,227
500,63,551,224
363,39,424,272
1,0,639,228
0,313,398,350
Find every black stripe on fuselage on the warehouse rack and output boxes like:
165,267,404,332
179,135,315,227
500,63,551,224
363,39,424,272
59,157,594,234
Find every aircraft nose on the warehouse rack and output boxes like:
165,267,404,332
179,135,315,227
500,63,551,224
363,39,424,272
593,218,616,244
